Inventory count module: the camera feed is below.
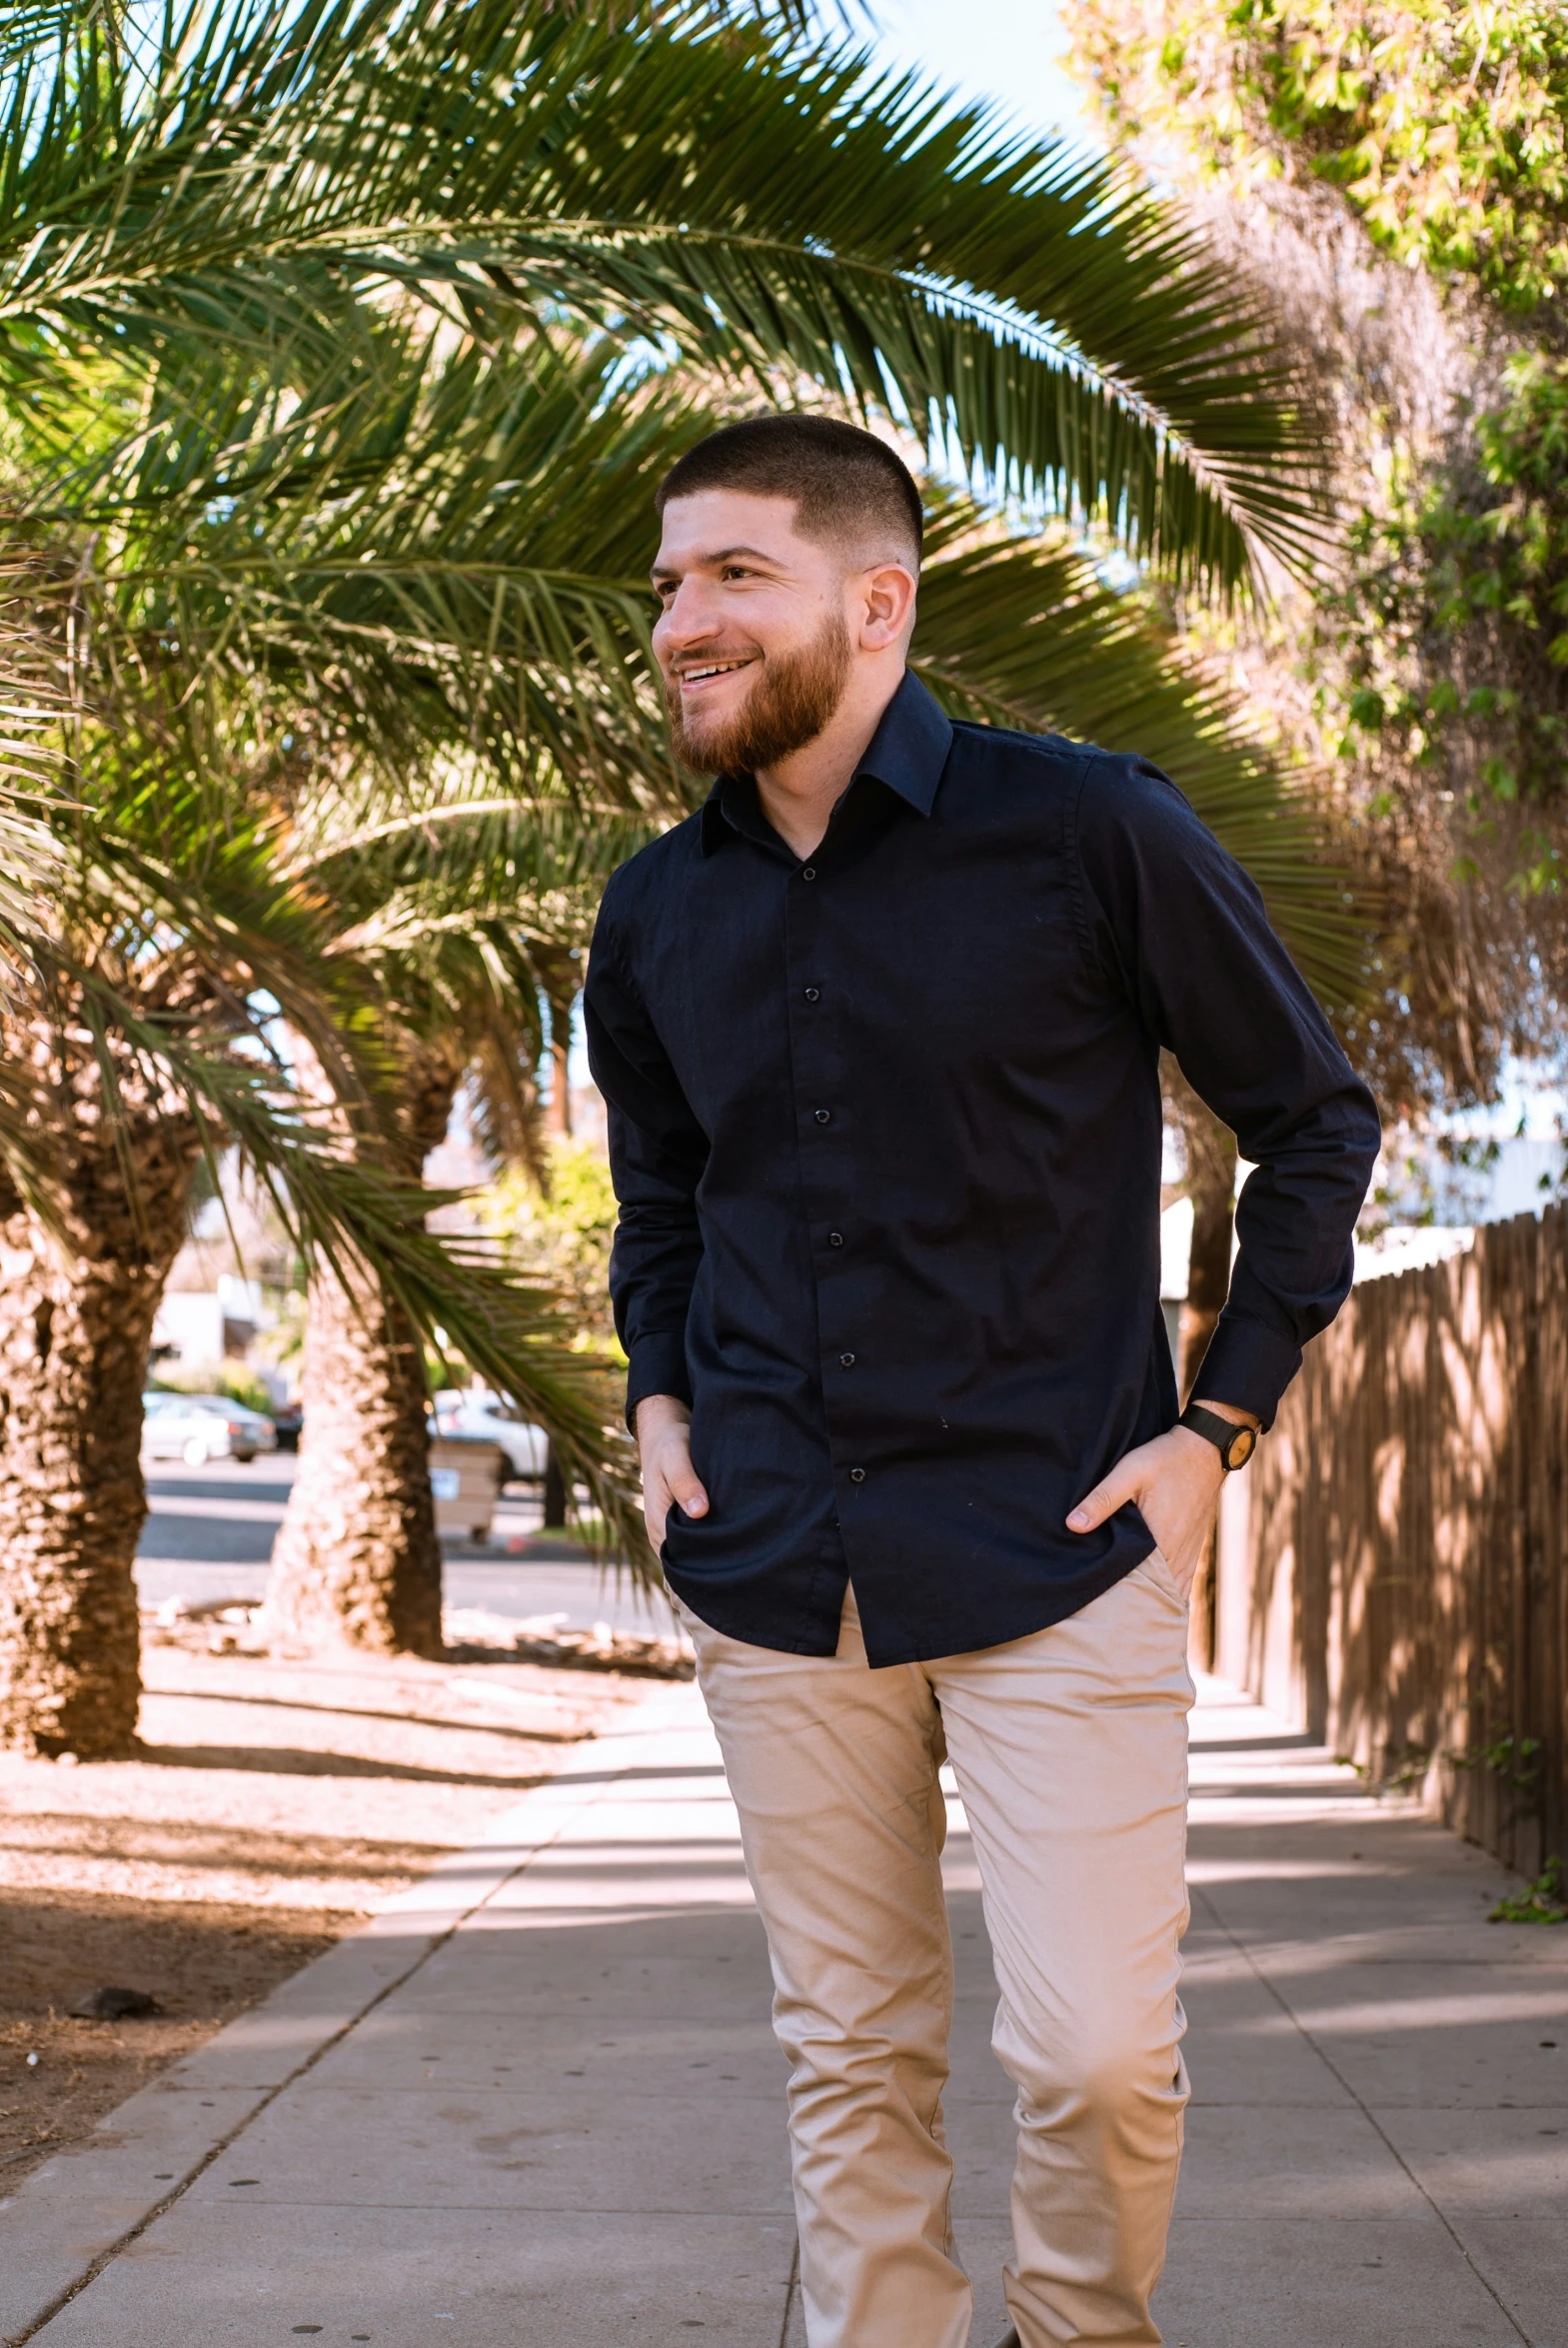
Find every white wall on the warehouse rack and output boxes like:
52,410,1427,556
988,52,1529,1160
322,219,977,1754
151,1291,224,1365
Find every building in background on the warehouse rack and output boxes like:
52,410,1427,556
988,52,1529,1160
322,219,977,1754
148,1157,295,1402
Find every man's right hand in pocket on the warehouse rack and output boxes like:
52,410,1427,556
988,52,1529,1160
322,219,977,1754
634,1393,711,1550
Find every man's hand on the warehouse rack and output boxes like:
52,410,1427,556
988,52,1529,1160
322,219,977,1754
1066,1401,1258,1598
635,1393,711,1551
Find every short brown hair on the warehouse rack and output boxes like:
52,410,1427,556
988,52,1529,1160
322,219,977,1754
655,414,923,568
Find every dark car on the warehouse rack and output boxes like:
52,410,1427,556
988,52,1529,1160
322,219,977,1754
270,1399,304,1451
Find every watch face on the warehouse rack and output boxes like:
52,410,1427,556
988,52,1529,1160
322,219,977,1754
1228,1424,1257,1468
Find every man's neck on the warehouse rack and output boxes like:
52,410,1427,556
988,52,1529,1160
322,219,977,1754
754,663,905,861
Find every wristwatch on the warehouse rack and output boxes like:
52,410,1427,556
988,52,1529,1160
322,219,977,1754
1178,1402,1258,1471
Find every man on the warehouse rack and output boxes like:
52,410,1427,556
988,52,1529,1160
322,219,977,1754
585,415,1379,2348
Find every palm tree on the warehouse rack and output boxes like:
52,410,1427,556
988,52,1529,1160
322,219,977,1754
0,0,1354,1735
0,334,675,1747
261,765,631,1652
0,587,642,1750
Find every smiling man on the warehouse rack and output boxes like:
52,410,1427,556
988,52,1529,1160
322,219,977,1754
584,415,1379,2348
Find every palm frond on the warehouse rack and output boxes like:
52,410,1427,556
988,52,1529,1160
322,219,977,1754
16,326,690,809
0,0,1330,596
0,728,650,1559
84,981,650,1566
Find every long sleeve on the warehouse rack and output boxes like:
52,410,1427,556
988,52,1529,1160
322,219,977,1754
582,892,710,1426
1070,755,1382,1426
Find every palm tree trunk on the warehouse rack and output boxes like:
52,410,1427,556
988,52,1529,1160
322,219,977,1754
1174,1091,1238,1403
266,1046,461,1656
542,1442,569,1530
265,1255,446,1653
540,953,577,1141
547,1026,572,1140
0,1097,200,1757
1169,1079,1238,1673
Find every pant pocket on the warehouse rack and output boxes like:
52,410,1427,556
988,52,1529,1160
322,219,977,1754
1137,1546,1188,1607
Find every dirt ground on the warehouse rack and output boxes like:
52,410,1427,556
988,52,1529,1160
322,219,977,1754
0,1613,652,2190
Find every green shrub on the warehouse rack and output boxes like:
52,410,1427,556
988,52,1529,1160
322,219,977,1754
146,1361,277,1416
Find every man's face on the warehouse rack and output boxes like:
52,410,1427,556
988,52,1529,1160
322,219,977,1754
651,490,855,775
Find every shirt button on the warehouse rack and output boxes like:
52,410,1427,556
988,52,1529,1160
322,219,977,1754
814,1108,830,1125
839,1352,855,1368
803,987,820,1003
800,865,816,882
848,1467,865,1483
828,1229,844,1247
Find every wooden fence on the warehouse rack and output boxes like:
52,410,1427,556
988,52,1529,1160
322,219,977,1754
1212,1204,1568,1877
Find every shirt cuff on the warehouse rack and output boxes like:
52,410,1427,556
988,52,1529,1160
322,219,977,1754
624,1330,694,1432
1188,1310,1302,1432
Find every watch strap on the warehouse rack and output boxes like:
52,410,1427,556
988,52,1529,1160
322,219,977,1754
1178,1402,1257,1471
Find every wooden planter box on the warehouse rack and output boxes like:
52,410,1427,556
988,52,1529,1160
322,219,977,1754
428,1435,504,1541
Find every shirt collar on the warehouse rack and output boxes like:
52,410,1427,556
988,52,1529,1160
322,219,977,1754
699,669,953,856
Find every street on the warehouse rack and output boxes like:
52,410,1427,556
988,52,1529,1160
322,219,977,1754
135,1454,670,1639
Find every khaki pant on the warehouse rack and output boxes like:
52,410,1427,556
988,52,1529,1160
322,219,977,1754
680,1557,1194,2348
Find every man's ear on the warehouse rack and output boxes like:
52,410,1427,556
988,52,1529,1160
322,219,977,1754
857,559,918,649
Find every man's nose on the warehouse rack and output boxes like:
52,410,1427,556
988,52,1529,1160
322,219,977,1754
655,581,722,652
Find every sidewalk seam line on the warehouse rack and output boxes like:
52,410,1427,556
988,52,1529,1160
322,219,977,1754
1192,1881,1537,2348
3,1722,651,2348
776,2239,800,2348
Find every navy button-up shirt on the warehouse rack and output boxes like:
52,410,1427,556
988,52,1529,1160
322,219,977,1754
585,672,1379,1665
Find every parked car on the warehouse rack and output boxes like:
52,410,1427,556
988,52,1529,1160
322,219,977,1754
142,1391,278,1465
431,1389,547,1482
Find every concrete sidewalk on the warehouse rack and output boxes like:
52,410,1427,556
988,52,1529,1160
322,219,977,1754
2,1673,1564,2348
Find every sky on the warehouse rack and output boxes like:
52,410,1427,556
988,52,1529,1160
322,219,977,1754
861,0,1103,154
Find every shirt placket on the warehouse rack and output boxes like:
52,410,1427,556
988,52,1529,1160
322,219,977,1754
783,855,867,1508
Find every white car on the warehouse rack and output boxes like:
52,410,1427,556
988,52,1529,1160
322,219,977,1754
432,1389,548,1482
142,1391,278,1465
